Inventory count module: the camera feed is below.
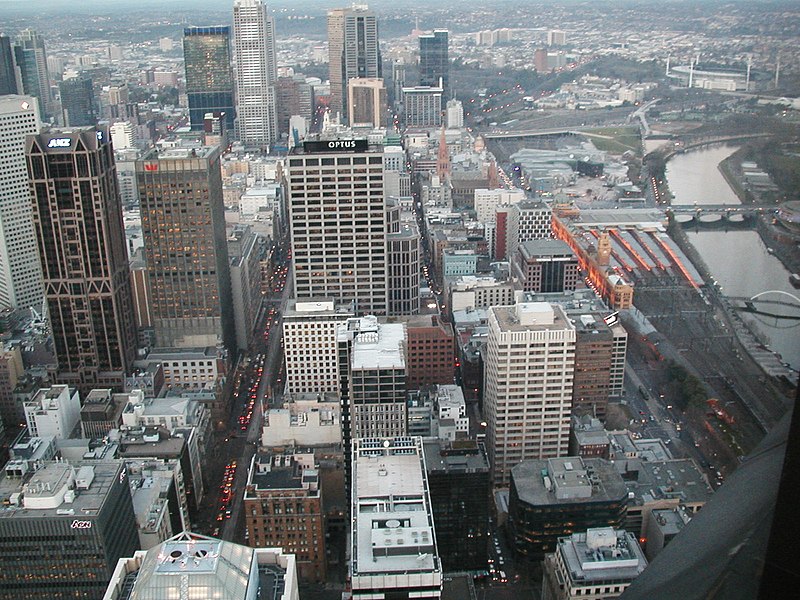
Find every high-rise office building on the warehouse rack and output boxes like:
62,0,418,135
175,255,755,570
136,146,235,352
233,0,277,148
287,140,389,315
0,460,140,600
423,439,490,572
512,239,581,293
347,77,387,128
183,26,235,132
59,76,97,126
0,96,44,312
484,302,576,486
419,30,449,92
283,299,353,395
446,98,463,129
327,6,381,121
402,84,444,128
0,35,19,95
350,437,443,599
26,127,137,391
13,30,51,118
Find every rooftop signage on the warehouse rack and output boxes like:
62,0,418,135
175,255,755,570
303,139,368,153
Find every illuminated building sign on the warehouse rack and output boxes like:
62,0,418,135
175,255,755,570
70,520,92,529
47,138,72,148
303,139,368,153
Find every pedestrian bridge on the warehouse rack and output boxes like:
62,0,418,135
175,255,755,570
728,290,800,321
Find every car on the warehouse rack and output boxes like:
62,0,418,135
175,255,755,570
225,510,232,519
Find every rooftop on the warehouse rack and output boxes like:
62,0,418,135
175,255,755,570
557,528,647,583
512,457,628,506
0,459,124,520
352,438,440,577
247,452,319,494
622,459,713,507
347,318,406,371
422,439,490,474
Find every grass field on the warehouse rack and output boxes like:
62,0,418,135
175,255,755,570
582,126,642,155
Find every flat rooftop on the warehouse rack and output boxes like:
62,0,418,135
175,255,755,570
422,440,490,474
512,457,627,507
350,320,405,371
564,208,668,230
623,459,713,507
558,528,647,583
352,438,439,577
0,460,122,520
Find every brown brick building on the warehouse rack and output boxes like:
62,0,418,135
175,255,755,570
244,451,326,582
398,314,455,390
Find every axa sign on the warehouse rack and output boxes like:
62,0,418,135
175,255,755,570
70,519,92,529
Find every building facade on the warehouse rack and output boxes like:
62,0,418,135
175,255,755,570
507,457,628,561
287,142,389,315
282,299,353,395
347,77,387,128
26,127,137,391
419,30,449,92
513,239,580,293
59,76,97,127
136,146,236,353
402,84,444,128
183,26,235,131
484,303,576,486
0,460,139,600
233,0,277,148
0,95,44,312
327,6,381,121
244,451,326,582
423,439,490,572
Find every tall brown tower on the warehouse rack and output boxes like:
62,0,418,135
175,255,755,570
26,127,137,391
436,125,450,180
597,232,612,266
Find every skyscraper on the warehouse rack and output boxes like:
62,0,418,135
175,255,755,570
347,77,387,128
0,35,19,95
418,29,449,92
183,26,235,132
13,29,51,118
59,76,97,126
233,0,277,148
287,140,389,315
26,127,137,390
484,302,576,486
327,6,381,122
136,146,236,352
0,95,44,312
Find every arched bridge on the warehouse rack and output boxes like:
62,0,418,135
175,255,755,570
728,290,800,320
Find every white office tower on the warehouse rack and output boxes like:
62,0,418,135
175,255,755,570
233,0,278,148
446,98,463,129
473,187,526,224
484,302,576,486
350,437,442,599
506,200,553,259
110,121,134,149
287,142,389,315
23,384,80,439
0,95,44,311
282,298,353,394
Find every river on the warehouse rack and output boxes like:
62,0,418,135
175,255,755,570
666,144,800,371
